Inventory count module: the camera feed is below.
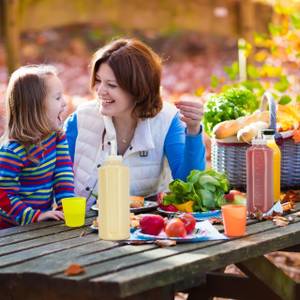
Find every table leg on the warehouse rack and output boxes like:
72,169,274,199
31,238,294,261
237,256,299,300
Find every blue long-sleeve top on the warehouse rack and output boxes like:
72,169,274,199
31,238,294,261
65,112,206,181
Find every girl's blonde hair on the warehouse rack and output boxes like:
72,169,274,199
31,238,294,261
3,65,57,146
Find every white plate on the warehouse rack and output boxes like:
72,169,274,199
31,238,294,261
91,200,158,213
133,220,226,242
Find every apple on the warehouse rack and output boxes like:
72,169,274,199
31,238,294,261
165,218,187,238
224,190,246,206
178,213,196,234
140,214,165,235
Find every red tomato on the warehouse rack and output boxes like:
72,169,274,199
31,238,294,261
164,218,187,238
178,213,196,234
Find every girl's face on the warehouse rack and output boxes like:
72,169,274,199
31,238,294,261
45,75,66,130
94,63,134,118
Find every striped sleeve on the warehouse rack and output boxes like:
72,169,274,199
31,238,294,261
53,132,75,206
0,146,41,225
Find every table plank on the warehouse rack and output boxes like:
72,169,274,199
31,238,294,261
88,221,300,298
52,210,300,281
0,210,97,238
0,242,155,275
0,215,96,246
0,228,96,258
0,204,299,299
0,233,104,268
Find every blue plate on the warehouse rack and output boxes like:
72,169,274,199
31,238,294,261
157,207,221,221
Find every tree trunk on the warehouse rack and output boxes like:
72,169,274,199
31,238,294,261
3,0,20,75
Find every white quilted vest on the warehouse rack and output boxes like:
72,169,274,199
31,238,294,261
73,100,178,206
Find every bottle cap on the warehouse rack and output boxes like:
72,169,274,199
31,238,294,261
262,129,275,135
108,155,123,161
110,140,117,156
251,131,267,145
251,138,267,145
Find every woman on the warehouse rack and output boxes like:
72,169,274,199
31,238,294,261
65,38,205,208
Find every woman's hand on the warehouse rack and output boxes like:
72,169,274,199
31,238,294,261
175,99,203,135
37,210,64,222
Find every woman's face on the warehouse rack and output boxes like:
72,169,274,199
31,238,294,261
94,63,134,118
44,75,66,130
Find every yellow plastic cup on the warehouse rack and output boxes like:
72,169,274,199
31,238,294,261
62,197,86,227
221,204,247,237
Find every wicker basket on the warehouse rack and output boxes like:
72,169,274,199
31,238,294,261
211,92,300,191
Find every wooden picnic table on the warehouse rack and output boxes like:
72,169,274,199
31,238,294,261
0,203,299,300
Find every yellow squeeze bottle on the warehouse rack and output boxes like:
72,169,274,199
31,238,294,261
262,129,281,202
98,141,130,240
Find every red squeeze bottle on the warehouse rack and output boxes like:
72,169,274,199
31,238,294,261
246,136,274,214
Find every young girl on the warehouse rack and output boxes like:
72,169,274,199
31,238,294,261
0,65,75,228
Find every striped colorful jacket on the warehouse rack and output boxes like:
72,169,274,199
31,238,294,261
0,131,75,228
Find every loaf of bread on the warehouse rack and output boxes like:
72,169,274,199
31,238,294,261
237,121,269,143
212,111,269,139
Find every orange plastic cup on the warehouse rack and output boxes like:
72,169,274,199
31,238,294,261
221,204,247,237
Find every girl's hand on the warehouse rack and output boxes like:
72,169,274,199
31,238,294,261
37,210,64,222
175,100,203,135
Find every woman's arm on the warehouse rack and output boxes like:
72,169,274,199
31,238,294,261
164,113,206,180
0,147,41,225
64,113,78,162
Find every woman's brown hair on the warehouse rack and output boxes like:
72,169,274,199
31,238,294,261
3,65,57,146
90,38,163,118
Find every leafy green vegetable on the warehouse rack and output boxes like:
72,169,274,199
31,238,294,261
163,169,229,212
203,87,258,136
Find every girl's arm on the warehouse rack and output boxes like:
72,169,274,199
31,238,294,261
64,113,78,162
164,113,206,180
0,148,41,225
53,132,75,208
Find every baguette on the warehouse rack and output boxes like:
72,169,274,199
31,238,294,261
212,111,269,139
237,121,269,143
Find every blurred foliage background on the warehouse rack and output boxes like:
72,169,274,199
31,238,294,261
0,0,300,149
0,0,274,131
